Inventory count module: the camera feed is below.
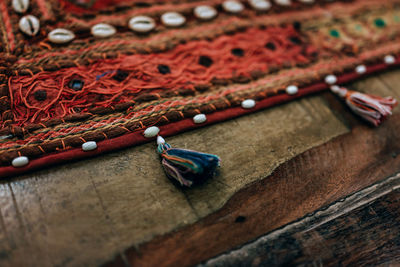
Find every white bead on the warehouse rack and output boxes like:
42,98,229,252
222,0,244,13
82,141,97,151
324,74,337,85
248,0,272,11
274,0,292,6
48,28,75,44
91,23,116,38
129,16,156,33
330,85,347,98
12,0,29,13
193,114,207,124
384,55,395,65
19,15,40,36
286,85,298,95
157,136,165,145
241,99,256,109
330,85,340,94
161,12,186,27
144,126,160,138
338,89,347,98
355,65,366,74
12,156,29,168
194,5,217,20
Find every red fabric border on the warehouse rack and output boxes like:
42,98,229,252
1,58,399,178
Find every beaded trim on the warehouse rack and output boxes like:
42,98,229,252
0,0,399,174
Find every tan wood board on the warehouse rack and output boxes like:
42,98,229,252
1,70,400,266
126,108,400,267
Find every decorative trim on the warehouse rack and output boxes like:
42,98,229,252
0,58,397,178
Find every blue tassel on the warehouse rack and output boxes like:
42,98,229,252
156,136,221,187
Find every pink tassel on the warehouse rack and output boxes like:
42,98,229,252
330,85,398,126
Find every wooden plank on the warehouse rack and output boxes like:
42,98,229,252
202,173,400,266
116,109,400,267
0,93,348,266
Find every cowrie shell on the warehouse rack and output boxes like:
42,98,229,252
355,65,366,74
324,74,337,85
161,12,186,27
384,55,395,65
222,0,244,13
82,141,97,151
91,23,116,38
19,15,40,36
286,85,298,95
157,136,165,145
12,156,29,168
330,85,347,97
194,5,217,20
144,126,160,138
129,16,156,33
12,0,29,14
241,99,256,109
193,114,207,124
248,0,272,11
48,28,75,44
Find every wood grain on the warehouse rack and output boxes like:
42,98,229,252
119,111,400,267
1,70,400,266
203,173,400,266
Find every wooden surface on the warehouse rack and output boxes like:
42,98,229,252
121,98,400,267
1,70,400,266
203,173,400,266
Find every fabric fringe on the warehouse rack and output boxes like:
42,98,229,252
330,85,398,126
156,136,220,187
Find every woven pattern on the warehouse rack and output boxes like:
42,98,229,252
0,0,399,171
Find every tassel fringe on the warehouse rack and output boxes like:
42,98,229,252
156,136,221,187
330,85,398,126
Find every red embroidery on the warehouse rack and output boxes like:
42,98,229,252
10,26,317,124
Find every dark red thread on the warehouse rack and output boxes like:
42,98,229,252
10,25,316,125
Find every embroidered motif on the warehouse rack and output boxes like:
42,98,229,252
0,0,399,175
